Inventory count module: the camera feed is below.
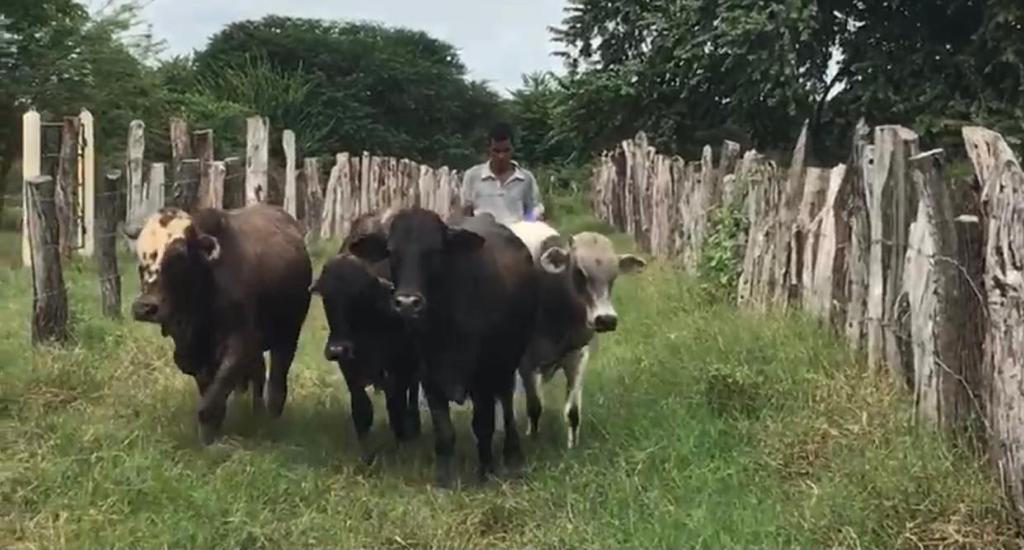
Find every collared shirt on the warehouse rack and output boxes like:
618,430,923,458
460,160,544,225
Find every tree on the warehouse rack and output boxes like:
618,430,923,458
191,16,505,168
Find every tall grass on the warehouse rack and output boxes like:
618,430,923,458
0,200,1016,548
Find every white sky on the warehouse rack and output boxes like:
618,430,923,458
107,0,570,96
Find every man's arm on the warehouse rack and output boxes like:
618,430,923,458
525,172,545,221
460,168,475,216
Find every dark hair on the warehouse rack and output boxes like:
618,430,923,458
488,122,514,144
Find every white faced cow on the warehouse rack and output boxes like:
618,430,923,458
506,220,646,448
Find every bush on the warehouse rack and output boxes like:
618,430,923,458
696,204,749,301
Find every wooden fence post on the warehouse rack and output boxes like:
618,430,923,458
867,125,919,383
223,157,244,209
96,170,122,319
78,108,95,258
246,116,269,204
283,130,297,217
22,109,41,268
303,158,323,244
193,129,214,209
126,120,145,224
963,126,1024,524
206,161,225,210
26,175,69,344
904,148,983,436
56,116,80,260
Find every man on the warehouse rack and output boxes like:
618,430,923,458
460,122,545,225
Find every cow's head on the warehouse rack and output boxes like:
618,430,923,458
348,207,483,320
130,208,221,325
310,254,395,362
543,231,645,333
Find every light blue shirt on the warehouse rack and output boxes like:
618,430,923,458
460,161,544,224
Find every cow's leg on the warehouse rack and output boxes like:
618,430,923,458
266,345,296,418
425,389,456,489
339,365,375,464
251,355,266,416
471,391,497,482
522,367,543,438
563,346,590,449
197,348,250,446
498,376,524,476
404,379,422,438
384,376,409,443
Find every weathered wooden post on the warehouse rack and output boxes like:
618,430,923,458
206,161,225,210
223,157,244,209
283,130,297,217
26,175,69,344
246,116,269,204
904,148,983,436
96,170,122,319
78,108,95,258
193,129,214,208
56,116,80,260
303,157,323,244
125,120,145,224
22,109,42,268
963,126,1024,524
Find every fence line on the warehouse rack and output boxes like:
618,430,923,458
590,118,1024,527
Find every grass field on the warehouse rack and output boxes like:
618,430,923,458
0,198,1018,549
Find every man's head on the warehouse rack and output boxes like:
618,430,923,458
488,122,515,174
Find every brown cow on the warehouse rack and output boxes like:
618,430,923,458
126,204,312,445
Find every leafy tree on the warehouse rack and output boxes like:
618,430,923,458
191,16,505,168
551,0,1024,161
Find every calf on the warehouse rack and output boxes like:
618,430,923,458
126,204,312,445
309,212,421,462
348,208,539,487
507,221,646,449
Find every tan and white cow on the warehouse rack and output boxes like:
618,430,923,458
506,220,646,448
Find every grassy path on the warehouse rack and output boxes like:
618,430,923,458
0,211,1016,549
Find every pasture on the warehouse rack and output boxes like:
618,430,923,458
0,197,1015,549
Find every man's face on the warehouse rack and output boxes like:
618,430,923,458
488,138,513,172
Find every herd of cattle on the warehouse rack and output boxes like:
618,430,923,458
124,203,646,487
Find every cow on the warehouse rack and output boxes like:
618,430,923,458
347,208,539,488
309,210,421,463
505,220,646,449
126,204,313,445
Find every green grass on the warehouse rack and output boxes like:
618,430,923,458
0,205,1017,549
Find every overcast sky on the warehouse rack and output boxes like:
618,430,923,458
125,0,569,96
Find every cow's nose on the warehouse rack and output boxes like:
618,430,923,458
325,341,354,362
393,293,425,314
132,299,159,322
593,314,618,332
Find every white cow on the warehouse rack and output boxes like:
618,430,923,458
502,220,646,448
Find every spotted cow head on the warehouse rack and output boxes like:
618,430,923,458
130,208,221,324
561,231,646,333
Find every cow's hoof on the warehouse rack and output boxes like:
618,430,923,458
266,388,286,418
434,462,455,490
198,423,218,446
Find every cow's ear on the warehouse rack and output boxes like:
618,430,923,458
618,254,646,274
539,246,571,273
349,233,389,262
445,227,484,254
195,234,221,262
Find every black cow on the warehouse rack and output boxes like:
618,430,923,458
309,211,421,462
126,204,312,445
348,208,539,487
